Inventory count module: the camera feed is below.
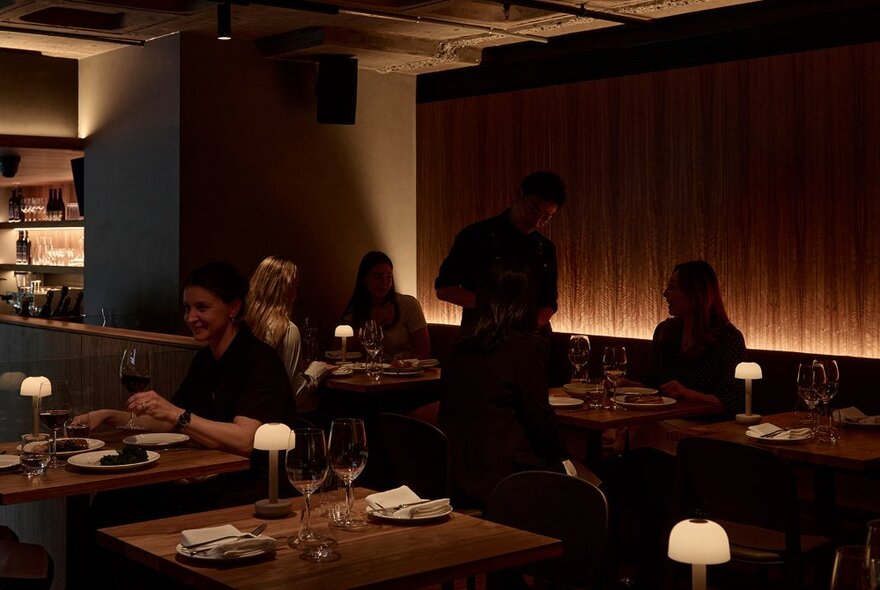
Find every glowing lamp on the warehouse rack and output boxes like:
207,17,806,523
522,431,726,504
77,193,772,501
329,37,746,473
734,362,763,424
20,377,51,436
668,518,730,590
253,422,294,518
334,325,354,362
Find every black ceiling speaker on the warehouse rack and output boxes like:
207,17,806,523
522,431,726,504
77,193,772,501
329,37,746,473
316,55,358,125
0,155,20,178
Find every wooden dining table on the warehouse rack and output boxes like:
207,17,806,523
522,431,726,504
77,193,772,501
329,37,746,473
549,387,723,467
96,490,563,590
325,368,441,394
0,435,250,589
683,411,880,534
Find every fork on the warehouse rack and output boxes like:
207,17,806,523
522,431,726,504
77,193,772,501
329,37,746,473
373,499,434,515
182,523,268,552
760,428,786,439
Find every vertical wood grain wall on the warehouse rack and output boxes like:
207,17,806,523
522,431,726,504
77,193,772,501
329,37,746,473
417,42,880,358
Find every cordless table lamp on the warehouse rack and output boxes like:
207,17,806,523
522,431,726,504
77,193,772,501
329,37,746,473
20,377,51,436
253,422,294,518
734,362,763,424
668,518,730,590
335,324,354,362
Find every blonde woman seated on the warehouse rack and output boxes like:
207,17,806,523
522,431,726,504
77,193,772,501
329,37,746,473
246,256,332,414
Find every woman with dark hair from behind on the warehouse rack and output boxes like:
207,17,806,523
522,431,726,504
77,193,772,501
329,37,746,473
342,251,430,359
246,255,332,415
439,257,595,511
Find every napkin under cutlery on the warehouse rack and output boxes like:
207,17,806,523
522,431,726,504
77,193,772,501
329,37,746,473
365,485,451,519
747,423,811,440
834,407,880,425
179,525,276,558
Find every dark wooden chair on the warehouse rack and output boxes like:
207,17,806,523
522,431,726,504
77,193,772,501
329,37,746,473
486,470,609,589
676,437,834,590
374,412,451,500
0,527,54,590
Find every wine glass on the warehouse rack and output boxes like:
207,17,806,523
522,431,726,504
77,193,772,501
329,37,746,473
795,361,821,429
815,358,839,443
603,346,627,411
119,348,151,430
39,380,71,468
568,335,590,384
286,428,337,561
359,320,384,383
831,545,874,590
328,418,370,530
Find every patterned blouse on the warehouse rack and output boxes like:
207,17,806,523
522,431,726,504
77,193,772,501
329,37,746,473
643,319,746,418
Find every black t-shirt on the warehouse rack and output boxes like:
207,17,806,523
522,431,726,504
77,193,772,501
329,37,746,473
435,210,558,328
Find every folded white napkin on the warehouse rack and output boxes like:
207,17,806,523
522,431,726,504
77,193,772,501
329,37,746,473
180,524,240,547
834,407,880,425
365,485,451,519
201,538,277,559
748,423,811,440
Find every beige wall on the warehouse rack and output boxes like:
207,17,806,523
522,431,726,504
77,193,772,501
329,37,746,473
0,51,77,137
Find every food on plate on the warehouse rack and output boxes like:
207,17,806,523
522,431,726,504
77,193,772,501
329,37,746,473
34,438,89,453
99,444,149,466
390,358,419,369
622,394,666,405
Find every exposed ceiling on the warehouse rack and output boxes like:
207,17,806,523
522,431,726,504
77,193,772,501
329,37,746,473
0,0,762,74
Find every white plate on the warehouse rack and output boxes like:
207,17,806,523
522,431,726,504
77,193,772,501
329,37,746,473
0,456,21,470
615,387,659,396
366,505,453,522
175,542,275,561
384,368,425,377
745,430,812,443
325,350,362,360
549,396,583,407
613,395,676,409
839,417,880,428
67,449,160,471
417,359,440,368
17,438,105,457
122,433,190,447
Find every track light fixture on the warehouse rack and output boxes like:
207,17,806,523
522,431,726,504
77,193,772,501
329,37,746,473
217,2,232,40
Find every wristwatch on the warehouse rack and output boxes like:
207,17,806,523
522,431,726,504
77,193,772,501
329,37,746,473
174,410,191,432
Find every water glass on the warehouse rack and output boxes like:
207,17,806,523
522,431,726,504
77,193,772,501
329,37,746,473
584,378,605,410
366,356,383,383
20,433,51,477
830,545,875,590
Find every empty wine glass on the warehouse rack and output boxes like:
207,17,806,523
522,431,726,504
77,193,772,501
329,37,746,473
328,418,370,530
119,348,151,430
39,381,71,468
286,428,337,561
359,320,384,383
568,335,590,384
831,545,874,590
795,361,821,429
603,346,627,411
814,358,840,443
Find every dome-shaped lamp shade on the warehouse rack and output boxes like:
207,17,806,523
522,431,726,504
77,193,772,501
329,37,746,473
668,519,731,565
735,362,763,380
334,325,354,338
253,423,291,451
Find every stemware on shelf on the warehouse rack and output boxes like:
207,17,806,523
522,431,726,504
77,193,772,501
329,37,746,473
814,358,840,444
327,418,370,530
119,348,151,430
603,346,627,411
286,428,337,562
568,335,590,384
39,381,71,468
359,320,384,383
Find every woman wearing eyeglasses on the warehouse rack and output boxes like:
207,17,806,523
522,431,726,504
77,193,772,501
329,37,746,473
342,251,431,359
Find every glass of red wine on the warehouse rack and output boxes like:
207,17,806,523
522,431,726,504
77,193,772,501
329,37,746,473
39,381,71,468
119,348,151,430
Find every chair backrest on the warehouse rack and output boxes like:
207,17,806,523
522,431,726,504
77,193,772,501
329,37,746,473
676,437,802,556
375,412,451,500
487,470,609,589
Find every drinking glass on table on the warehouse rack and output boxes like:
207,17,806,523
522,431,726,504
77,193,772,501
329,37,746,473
286,428,337,561
20,433,51,477
831,545,875,590
328,418,370,530
814,358,840,444
795,361,821,429
603,346,627,411
119,348,151,430
39,381,71,467
568,335,590,384
359,320,384,383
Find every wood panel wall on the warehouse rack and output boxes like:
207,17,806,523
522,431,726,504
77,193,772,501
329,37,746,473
417,42,880,358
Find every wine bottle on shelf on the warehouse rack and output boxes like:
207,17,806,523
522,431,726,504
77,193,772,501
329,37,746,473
38,290,54,318
57,188,65,221
24,231,31,264
53,285,68,316
8,189,15,222
54,295,71,318
69,292,83,318
15,230,23,264
46,189,55,221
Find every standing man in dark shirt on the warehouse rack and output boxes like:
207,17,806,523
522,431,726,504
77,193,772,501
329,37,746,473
434,171,566,330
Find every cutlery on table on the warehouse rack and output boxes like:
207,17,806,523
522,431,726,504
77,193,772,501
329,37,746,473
373,499,434,515
760,428,787,439
182,523,268,552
